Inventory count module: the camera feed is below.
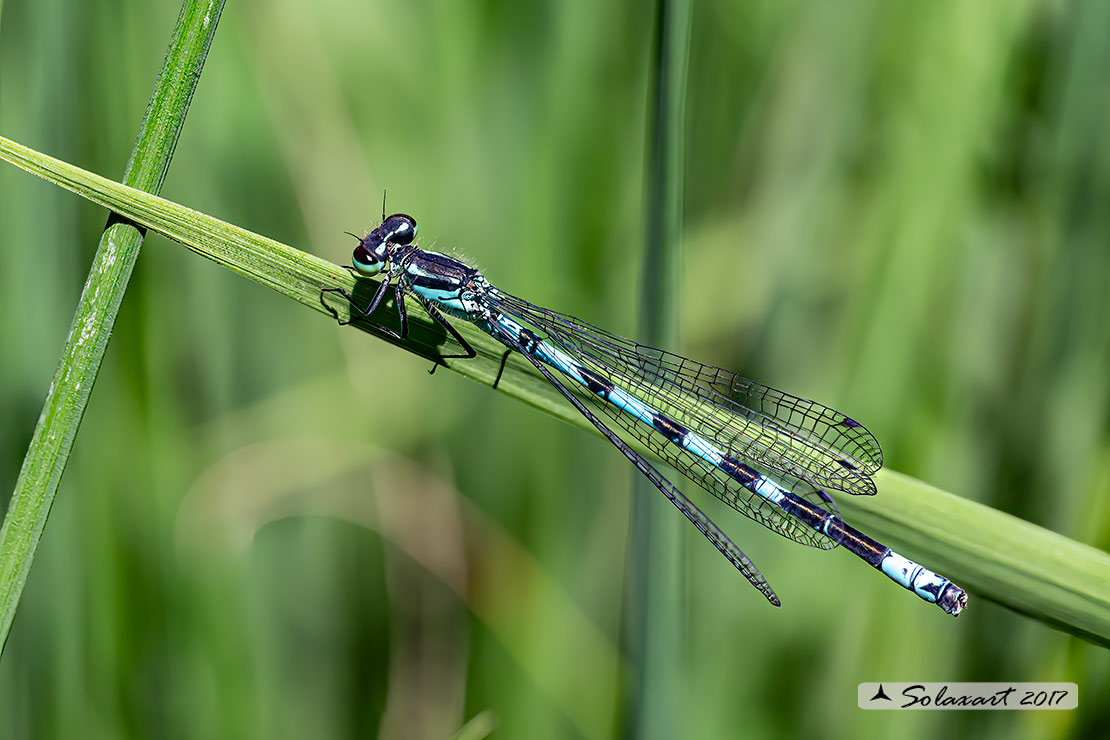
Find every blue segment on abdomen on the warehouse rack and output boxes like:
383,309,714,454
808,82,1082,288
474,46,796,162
682,433,724,465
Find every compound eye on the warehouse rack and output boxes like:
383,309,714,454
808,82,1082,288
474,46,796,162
383,213,417,245
352,244,385,276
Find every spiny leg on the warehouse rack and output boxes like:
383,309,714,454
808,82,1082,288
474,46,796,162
320,274,407,341
410,295,478,375
492,349,512,390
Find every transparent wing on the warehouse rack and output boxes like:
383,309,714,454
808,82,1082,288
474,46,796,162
572,374,846,549
496,328,782,602
487,293,866,549
494,292,882,496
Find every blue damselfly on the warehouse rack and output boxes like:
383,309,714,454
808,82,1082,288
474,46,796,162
321,214,967,616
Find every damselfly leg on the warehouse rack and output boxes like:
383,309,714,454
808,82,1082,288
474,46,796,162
321,278,478,369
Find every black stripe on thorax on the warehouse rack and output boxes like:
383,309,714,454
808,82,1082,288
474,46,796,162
410,274,462,293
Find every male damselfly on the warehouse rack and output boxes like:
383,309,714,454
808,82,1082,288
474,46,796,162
321,213,967,615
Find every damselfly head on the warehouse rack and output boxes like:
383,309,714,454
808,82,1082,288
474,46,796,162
351,213,418,276
380,213,417,245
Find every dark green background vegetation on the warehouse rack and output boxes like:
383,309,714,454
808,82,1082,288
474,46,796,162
1,0,1107,738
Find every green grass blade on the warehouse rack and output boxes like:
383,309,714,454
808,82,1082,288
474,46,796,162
0,0,226,653
625,1,692,738
1,135,1108,647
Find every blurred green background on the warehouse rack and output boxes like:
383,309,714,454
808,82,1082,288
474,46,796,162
2,0,1108,738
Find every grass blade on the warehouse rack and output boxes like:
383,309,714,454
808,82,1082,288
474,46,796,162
625,0,692,738
0,0,226,652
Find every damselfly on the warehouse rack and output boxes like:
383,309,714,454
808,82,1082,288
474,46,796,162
321,214,967,616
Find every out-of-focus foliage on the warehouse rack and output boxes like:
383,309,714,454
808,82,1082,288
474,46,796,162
0,1,1106,738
